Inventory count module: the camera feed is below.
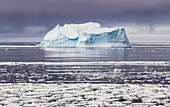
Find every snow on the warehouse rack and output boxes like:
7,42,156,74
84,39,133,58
61,22,100,39
39,22,130,47
83,27,123,34
44,25,65,41
0,83,169,106
0,61,169,66
44,22,100,40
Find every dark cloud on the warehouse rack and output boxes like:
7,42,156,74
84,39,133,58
1,0,170,24
0,0,170,41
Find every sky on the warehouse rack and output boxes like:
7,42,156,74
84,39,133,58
0,0,170,42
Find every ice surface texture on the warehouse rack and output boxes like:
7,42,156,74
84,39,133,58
39,22,130,47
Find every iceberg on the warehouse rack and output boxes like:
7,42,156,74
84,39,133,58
38,22,130,48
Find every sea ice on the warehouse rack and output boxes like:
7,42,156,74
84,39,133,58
38,22,130,47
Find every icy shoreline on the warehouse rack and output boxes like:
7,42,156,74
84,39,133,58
0,83,169,106
0,61,169,66
0,61,169,84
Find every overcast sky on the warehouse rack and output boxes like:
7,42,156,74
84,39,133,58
0,0,170,42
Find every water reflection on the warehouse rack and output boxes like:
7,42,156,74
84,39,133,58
0,47,44,62
1,46,170,62
44,47,127,62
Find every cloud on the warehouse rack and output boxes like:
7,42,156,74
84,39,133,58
0,0,170,42
125,24,170,42
0,26,16,33
24,26,47,34
0,0,170,25
126,24,170,35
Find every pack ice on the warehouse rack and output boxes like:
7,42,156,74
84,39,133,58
38,22,130,47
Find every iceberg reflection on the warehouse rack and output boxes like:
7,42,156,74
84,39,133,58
43,48,127,62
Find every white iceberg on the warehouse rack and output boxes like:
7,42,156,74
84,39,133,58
38,22,130,47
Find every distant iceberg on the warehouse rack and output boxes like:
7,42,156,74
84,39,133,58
38,22,130,48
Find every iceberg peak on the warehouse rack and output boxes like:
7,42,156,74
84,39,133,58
38,22,130,48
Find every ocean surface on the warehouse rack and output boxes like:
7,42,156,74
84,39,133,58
0,42,169,106
1,42,170,62
0,42,169,84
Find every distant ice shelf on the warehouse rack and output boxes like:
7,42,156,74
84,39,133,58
38,22,130,48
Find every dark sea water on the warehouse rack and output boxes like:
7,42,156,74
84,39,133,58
0,42,169,84
0,42,169,106
1,42,170,62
